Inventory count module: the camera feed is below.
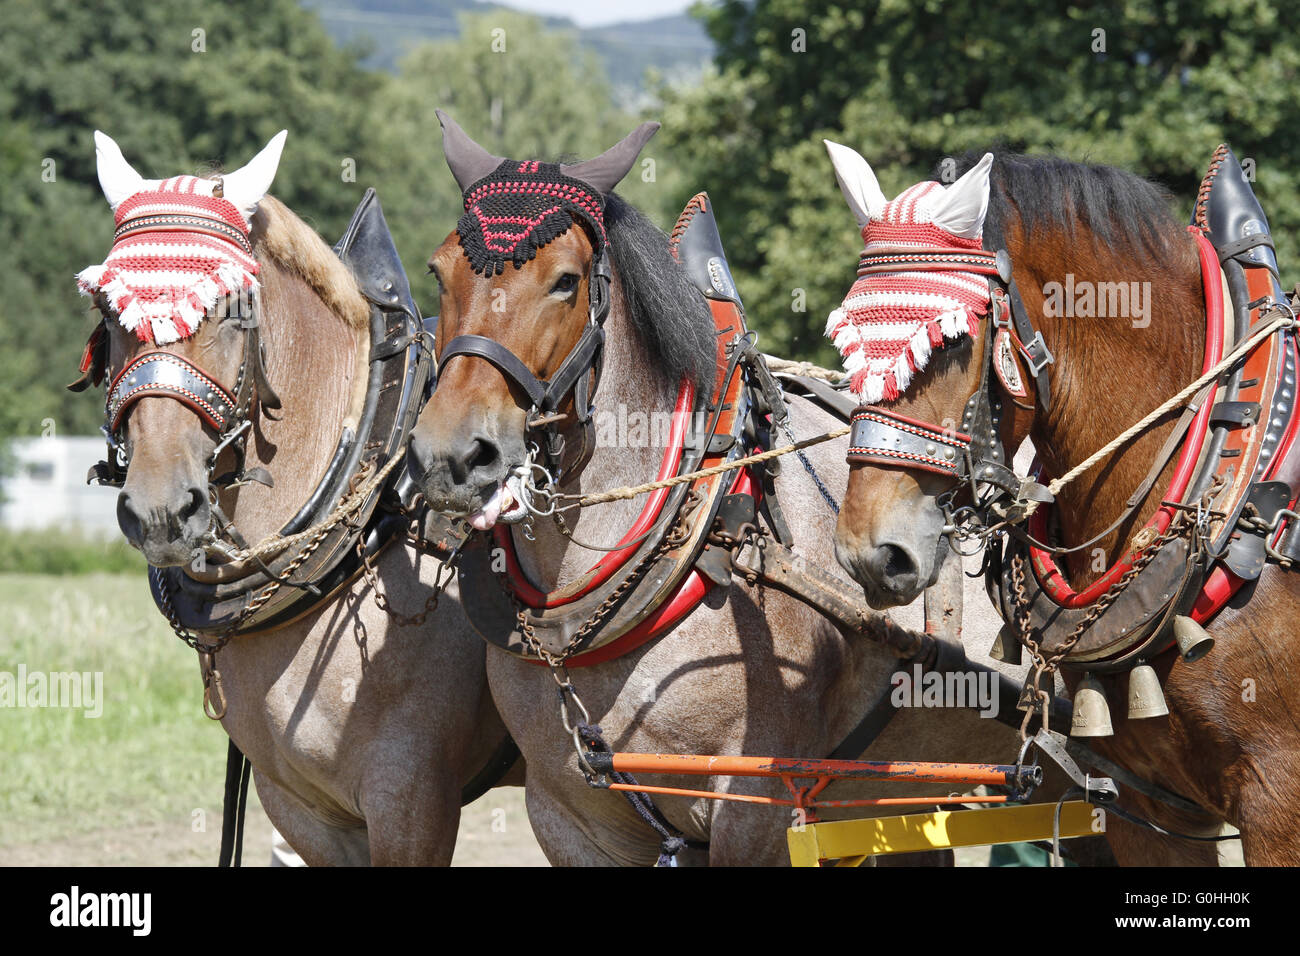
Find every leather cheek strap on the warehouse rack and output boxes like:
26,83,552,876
437,333,548,409
437,322,606,424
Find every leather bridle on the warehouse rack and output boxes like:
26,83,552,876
79,208,282,493
846,245,1054,521
433,248,612,477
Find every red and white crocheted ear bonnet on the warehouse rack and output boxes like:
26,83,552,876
77,176,259,345
826,180,991,404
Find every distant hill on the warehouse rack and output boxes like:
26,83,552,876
302,1,714,95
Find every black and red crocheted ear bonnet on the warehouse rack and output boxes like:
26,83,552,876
438,110,659,277
456,159,608,277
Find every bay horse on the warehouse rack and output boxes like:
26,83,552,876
75,131,518,865
407,114,1082,866
824,141,1300,865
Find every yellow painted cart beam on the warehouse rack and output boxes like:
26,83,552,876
788,801,1099,867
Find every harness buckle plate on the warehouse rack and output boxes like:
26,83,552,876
1018,330,1055,376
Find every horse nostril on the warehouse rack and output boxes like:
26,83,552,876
463,436,500,475
178,486,205,524
117,492,143,545
878,545,916,579
870,544,919,589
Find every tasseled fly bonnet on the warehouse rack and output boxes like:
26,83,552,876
823,145,996,404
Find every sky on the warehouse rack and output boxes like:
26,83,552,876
478,0,698,28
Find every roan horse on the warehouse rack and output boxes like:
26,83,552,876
824,141,1300,865
408,114,1067,866
74,131,517,865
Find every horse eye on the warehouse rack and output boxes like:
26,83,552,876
550,273,579,295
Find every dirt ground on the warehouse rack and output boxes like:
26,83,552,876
0,786,548,867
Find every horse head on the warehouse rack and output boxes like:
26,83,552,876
409,111,658,529
825,141,1205,608
822,142,1008,608
80,130,287,566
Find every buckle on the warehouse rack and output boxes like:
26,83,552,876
1018,330,1055,376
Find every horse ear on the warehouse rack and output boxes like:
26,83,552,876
94,130,146,211
221,130,288,222
930,152,994,239
823,139,887,227
561,122,660,195
437,110,505,192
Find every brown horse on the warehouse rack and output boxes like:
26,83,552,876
79,131,517,865
824,141,1300,865
406,114,1096,866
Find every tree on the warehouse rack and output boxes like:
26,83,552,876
369,10,689,299
0,2,677,442
659,0,1300,363
0,0,383,438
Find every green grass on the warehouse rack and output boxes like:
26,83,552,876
0,528,144,575
0,572,231,848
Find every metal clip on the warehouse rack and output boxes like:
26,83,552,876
200,651,227,721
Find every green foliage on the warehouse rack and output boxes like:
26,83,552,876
661,0,1300,363
0,572,229,848
0,2,683,449
0,0,384,439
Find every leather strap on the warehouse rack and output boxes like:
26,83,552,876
847,407,971,478
459,734,521,806
218,740,251,868
439,333,547,408
106,349,239,433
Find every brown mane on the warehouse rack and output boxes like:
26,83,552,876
249,195,369,329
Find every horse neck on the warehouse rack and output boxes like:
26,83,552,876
1010,220,1205,584
215,254,362,545
513,278,681,589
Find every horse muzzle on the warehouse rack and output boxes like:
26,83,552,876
117,482,210,567
408,426,530,529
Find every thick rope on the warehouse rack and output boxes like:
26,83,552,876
760,354,844,382
1031,309,1295,514
561,425,851,508
220,451,407,564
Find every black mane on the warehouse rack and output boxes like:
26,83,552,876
604,193,718,393
937,152,1182,257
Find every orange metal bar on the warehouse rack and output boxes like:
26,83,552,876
605,782,1011,811
603,752,1021,787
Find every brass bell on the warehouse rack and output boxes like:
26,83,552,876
1070,672,1114,737
989,624,1023,665
1173,615,1215,663
1126,661,1169,720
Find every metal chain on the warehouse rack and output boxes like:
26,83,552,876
1238,502,1300,568
773,416,841,515
154,507,338,719
355,532,460,629
153,452,416,719
494,504,688,776
1009,478,1221,740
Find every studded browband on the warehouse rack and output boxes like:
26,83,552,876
106,350,238,433
88,298,279,489
112,212,253,254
